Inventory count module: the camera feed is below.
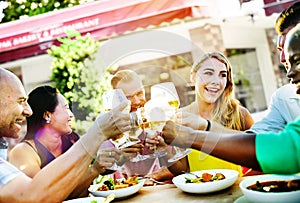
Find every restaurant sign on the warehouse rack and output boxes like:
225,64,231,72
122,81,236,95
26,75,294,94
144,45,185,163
0,17,100,52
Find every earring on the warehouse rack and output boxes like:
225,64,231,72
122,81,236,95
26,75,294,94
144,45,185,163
46,118,50,124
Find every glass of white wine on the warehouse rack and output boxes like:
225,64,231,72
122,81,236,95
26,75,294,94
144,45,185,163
128,110,150,162
150,82,192,163
142,101,169,159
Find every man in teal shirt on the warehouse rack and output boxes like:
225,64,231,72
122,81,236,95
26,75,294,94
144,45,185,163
249,1,300,134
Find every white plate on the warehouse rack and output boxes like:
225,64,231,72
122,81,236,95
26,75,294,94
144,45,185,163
240,174,300,203
63,197,105,203
172,169,239,194
88,179,145,199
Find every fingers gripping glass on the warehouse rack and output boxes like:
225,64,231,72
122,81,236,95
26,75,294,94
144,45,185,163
97,149,123,173
128,111,149,162
102,89,139,149
150,82,192,163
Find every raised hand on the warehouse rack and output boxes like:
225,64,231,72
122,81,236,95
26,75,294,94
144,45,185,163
176,110,207,130
162,120,193,148
96,101,131,140
120,143,143,163
145,131,168,153
93,148,122,172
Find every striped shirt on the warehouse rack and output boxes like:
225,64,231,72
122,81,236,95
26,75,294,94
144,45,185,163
0,158,22,189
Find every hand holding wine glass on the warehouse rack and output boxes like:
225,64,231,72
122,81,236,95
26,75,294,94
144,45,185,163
96,147,123,173
150,82,192,162
102,89,139,148
176,110,209,131
142,99,172,159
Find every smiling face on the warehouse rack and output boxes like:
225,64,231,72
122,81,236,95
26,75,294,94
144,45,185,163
116,76,146,112
0,69,32,138
48,94,74,135
284,26,300,94
191,57,228,104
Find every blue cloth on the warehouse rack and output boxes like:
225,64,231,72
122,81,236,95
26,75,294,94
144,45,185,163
249,84,300,133
0,158,23,189
256,117,300,174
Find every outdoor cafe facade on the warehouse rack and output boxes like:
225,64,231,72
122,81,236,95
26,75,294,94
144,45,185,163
0,0,294,113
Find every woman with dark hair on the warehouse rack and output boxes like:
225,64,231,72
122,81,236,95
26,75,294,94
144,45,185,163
8,85,119,198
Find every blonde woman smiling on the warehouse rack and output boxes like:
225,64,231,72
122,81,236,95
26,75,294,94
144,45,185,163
165,52,254,176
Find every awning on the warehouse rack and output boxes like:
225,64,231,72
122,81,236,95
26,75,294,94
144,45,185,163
263,0,297,16
0,0,209,63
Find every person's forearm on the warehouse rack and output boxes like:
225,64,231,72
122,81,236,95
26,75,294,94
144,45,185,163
188,131,262,171
209,121,243,134
68,165,104,199
0,122,105,203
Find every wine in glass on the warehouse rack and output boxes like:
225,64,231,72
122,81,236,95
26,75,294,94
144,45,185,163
142,99,170,159
128,111,149,162
150,82,192,163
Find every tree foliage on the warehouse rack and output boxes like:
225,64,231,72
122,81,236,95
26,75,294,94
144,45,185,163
47,29,112,134
1,0,91,23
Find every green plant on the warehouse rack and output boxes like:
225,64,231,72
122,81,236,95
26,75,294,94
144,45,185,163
1,0,90,23
234,70,251,87
47,29,112,135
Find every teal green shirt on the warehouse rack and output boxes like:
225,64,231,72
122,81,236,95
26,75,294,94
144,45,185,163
256,117,300,174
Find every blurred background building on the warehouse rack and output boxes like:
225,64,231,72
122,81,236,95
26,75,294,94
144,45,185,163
0,0,297,116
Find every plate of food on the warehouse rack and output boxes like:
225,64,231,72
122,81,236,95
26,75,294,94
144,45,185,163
239,174,300,203
172,169,239,194
88,176,145,199
63,196,105,203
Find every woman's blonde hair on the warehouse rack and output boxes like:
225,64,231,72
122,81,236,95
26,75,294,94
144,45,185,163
192,52,246,130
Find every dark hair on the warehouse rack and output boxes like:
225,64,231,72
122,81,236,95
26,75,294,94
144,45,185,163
24,86,59,140
275,1,300,35
285,24,300,53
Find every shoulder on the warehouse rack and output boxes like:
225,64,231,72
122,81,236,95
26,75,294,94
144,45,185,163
239,106,254,129
273,84,298,98
240,106,251,116
9,141,39,161
10,141,35,153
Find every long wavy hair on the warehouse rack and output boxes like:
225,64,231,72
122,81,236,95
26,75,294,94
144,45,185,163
191,52,245,130
24,85,59,140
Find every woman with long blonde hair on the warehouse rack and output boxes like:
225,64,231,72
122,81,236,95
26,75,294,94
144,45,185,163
159,52,254,176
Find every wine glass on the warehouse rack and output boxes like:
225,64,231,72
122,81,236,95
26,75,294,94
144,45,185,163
128,111,149,162
150,82,192,163
142,99,170,159
102,89,139,149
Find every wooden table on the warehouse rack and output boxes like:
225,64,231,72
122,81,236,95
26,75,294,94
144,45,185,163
112,177,245,203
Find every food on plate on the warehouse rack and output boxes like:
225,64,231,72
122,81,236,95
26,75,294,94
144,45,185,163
97,176,139,191
246,179,300,192
185,172,225,183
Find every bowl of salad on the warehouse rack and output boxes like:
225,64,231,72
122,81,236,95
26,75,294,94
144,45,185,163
172,169,239,194
89,176,145,199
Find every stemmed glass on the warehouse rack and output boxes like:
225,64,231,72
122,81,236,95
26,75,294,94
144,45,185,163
102,89,139,149
101,89,140,170
150,82,192,163
143,120,168,159
128,111,149,162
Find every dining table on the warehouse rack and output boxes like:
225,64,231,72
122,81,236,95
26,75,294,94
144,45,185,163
109,176,247,203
